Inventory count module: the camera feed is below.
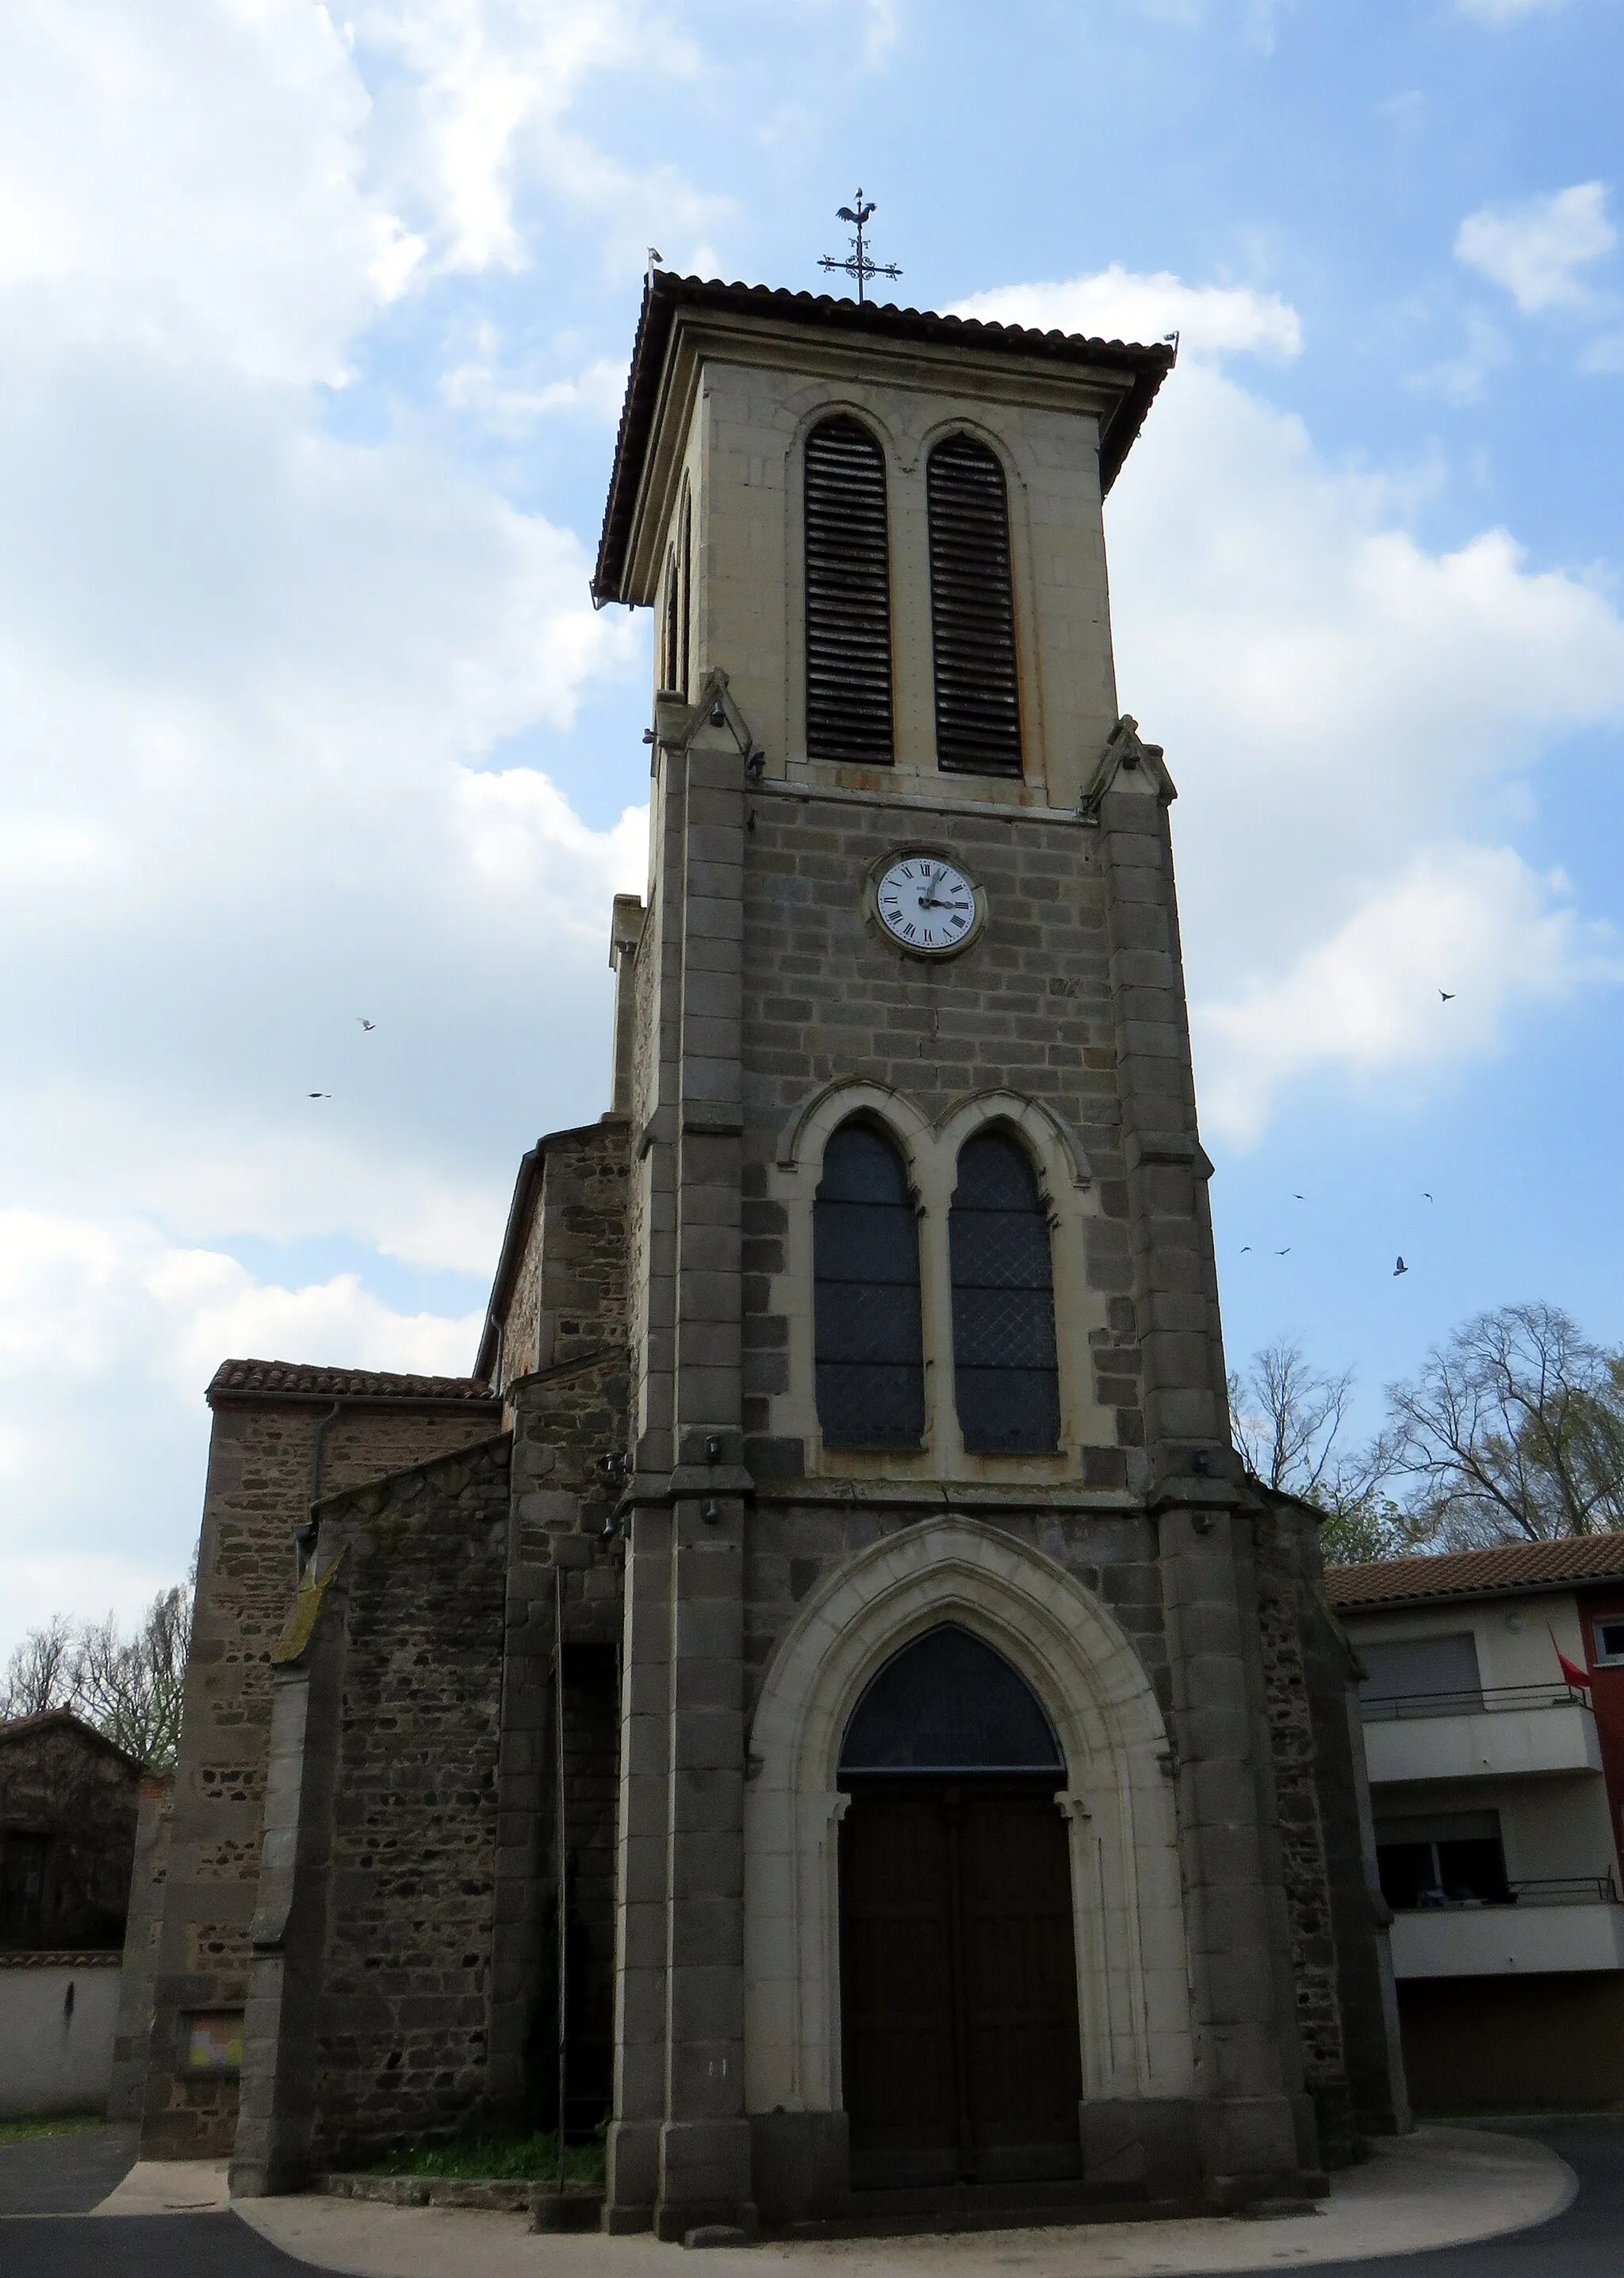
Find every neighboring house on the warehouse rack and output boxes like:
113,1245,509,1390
1329,1536,1624,2111
0,1709,144,2120
0,1709,142,1950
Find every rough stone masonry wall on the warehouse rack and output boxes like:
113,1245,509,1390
500,1120,631,1389
308,1435,511,2167
141,1392,500,2158
737,787,1143,1479
108,1775,174,2122
1251,1493,1408,2148
495,1347,630,2127
1249,1503,1347,2139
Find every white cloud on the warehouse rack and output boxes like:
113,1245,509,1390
956,270,1624,1143
1456,182,1616,313
352,0,726,275
953,266,1301,360
1197,850,1615,1142
1408,314,1508,405
443,331,630,430
0,1208,481,1647
0,0,422,386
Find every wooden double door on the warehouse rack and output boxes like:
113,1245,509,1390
839,1777,1083,2189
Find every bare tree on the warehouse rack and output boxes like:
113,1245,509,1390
73,1587,191,1770
0,1614,82,1721
0,1585,192,1768
1230,1338,1356,1499
1386,1302,1624,1545
1230,1337,1414,1564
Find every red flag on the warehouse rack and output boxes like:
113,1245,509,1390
1551,1629,1592,1690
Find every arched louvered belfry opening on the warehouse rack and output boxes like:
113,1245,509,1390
949,1130,1060,1454
837,1625,1082,2188
926,433,1022,777
804,415,894,764
813,1120,922,1449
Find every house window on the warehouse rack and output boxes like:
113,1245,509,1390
949,1131,1059,1455
804,416,894,764
1594,1618,1624,1667
1356,1631,1483,1717
926,433,1022,777
1374,1812,1508,1909
814,1121,923,1449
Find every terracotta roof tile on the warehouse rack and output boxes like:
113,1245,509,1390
1327,1533,1624,1610
207,1359,496,1405
594,273,1175,603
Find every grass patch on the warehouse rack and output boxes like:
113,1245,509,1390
363,2131,604,2185
0,2115,107,2146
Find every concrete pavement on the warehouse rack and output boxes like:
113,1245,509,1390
236,2128,1569,2278
0,2120,1603,2278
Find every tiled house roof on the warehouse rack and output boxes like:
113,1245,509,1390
1327,1533,1624,1611
206,1360,496,1404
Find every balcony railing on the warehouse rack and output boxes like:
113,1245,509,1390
1360,1683,1588,1724
1397,1874,1618,1911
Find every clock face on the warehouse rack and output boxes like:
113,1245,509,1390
874,853,980,954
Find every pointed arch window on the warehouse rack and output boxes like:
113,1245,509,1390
839,1625,1064,1776
814,1120,923,1449
804,416,894,764
926,434,1022,777
949,1131,1059,1453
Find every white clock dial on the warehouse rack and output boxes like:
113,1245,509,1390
874,854,979,954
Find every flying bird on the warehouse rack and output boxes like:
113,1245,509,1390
358,1018,375,1031
1439,990,1456,1002
1275,1246,1291,1256
1240,1245,1252,1253
1393,1255,1408,1277
1423,1191,1434,1202
1293,1192,1305,1200
308,1092,331,1100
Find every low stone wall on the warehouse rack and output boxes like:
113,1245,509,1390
0,1953,123,2117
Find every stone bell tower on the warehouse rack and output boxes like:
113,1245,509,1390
589,274,1404,2238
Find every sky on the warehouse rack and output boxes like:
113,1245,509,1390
2,0,1622,1660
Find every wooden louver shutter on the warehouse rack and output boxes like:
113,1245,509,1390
805,417,894,764
927,435,1022,776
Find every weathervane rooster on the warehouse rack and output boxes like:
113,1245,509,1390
819,190,902,305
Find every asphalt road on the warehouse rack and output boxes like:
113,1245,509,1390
1,2119,1622,2278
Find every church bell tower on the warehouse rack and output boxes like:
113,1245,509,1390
588,272,1402,2238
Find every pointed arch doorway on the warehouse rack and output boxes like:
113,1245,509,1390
837,1625,1083,2190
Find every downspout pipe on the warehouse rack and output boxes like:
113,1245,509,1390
295,1398,345,1579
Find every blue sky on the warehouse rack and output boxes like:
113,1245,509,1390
2,0,1622,1656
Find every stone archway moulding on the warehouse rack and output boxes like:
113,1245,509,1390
742,1518,1195,2119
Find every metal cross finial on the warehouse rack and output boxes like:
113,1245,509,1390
818,188,902,306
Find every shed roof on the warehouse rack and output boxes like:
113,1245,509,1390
593,272,1176,603
1327,1533,1624,1612
0,1707,143,1771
